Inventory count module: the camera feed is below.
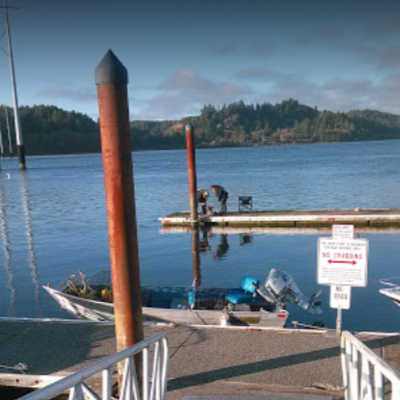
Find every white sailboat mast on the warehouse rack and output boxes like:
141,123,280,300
4,0,25,169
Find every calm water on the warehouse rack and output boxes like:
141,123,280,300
1,140,400,332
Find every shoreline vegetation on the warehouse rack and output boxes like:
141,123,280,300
1,99,400,155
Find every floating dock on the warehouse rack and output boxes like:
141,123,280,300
159,209,400,228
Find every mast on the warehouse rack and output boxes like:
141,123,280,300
0,115,3,158
3,0,25,169
4,106,12,155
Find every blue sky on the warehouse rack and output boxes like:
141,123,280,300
0,0,399,121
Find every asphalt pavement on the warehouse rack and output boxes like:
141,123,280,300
0,320,398,400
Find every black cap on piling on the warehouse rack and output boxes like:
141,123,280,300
95,49,128,85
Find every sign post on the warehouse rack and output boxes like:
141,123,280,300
330,284,351,334
317,224,368,335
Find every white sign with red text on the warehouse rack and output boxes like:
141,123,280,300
332,224,354,240
317,238,368,287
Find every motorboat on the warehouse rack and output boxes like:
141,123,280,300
43,269,322,328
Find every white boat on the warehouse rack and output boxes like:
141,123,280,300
43,269,323,328
380,278,400,307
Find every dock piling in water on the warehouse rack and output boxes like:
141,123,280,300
95,50,144,355
186,122,198,224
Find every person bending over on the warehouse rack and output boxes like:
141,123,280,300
210,185,228,214
196,189,209,215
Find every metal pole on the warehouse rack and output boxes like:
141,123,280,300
95,50,144,355
5,107,13,156
185,123,198,224
336,307,342,336
0,120,4,158
4,0,25,169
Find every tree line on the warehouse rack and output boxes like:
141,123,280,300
0,100,399,155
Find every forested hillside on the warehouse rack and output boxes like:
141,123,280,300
7,105,101,155
182,99,400,147
1,100,400,155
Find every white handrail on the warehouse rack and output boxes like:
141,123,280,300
18,332,169,400
341,331,400,400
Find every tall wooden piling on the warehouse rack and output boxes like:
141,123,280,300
186,123,198,224
95,50,143,354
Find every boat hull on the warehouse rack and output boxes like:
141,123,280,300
43,286,288,328
380,287,400,307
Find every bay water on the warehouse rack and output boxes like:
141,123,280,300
1,140,400,332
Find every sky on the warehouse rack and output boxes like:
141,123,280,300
0,0,400,121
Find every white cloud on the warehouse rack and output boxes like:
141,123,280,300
233,67,290,81
210,41,274,57
365,16,400,39
38,86,97,103
130,68,253,120
268,74,400,114
36,68,400,121
378,46,400,69
210,41,239,55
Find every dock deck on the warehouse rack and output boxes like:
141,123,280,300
1,319,400,400
159,209,400,227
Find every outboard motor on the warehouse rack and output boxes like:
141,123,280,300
264,269,322,315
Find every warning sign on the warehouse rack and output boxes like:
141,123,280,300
317,238,368,287
332,224,354,240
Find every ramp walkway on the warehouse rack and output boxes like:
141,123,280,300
0,319,399,399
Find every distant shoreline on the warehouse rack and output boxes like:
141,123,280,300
0,136,398,158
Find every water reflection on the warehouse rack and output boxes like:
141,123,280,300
190,228,201,287
0,181,15,316
20,172,43,317
0,172,43,317
213,234,229,261
190,227,233,285
199,227,211,253
240,233,253,246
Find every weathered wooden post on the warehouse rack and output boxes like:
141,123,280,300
191,227,201,287
95,50,144,356
186,122,198,224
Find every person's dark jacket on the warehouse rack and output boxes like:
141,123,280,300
213,185,228,201
197,190,207,203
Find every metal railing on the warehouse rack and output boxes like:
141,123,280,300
341,331,400,400
19,332,169,400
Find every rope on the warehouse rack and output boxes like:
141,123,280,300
380,277,400,287
0,362,28,373
290,320,335,331
188,308,227,325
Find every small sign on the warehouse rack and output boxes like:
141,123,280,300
332,224,354,240
317,238,368,287
330,285,351,309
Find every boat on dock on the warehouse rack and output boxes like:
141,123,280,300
43,269,322,328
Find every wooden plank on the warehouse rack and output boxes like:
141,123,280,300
0,373,63,389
